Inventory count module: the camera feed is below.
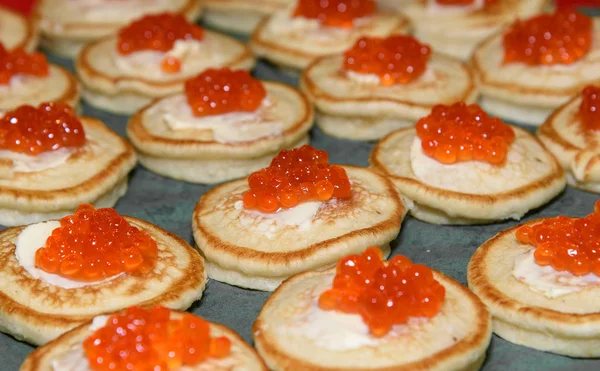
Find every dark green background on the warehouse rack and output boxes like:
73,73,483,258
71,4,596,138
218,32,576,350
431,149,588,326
1,21,599,370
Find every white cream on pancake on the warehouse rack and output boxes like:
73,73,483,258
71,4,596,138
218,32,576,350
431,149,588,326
425,0,485,14
14,221,123,289
0,148,74,173
409,137,553,194
151,95,284,143
512,250,600,299
234,200,323,236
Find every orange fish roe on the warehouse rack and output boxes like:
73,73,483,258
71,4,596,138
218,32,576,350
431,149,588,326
0,103,85,156
184,68,266,117
343,35,431,86
0,43,49,84
579,85,600,132
83,306,231,371
292,0,376,28
319,247,446,337
515,201,600,277
503,8,593,66
415,102,516,165
35,204,158,282
242,145,351,213
117,13,204,73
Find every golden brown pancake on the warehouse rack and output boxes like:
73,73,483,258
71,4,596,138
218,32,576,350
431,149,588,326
0,217,207,346
468,221,600,357
253,267,492,371
0,5,38,52
192,165,405,291
202,0,293,35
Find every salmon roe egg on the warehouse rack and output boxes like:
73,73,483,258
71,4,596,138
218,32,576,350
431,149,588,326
83,306,231,371
184,68,266,117
579,85,600,132
503,8,593,66
319,247,446,337
292,0,376,28
35,204,158,282
343,35,431,86
415,102,516,165
0,43,49,84
516,201,600,277
243,145,351,213
0,102,85,156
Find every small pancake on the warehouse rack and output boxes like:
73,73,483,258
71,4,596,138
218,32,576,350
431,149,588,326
192,166,405,291
127,82,314,184
35,0,202,58
472,18,600,126
76,31,256,115
0,117,137,226
0,217,207,346
369,126,566,224
0,65,79,113
300,53,478,140
250,9,411,70
21,310,266,371
0,5,38,52
404,0,548,60
202,0,293,35
538,91,600,194
468,221,600,357
253,267,491,371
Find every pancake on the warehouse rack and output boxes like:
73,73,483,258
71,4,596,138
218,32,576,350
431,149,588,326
538,91,600,194
202,0,293,35
76,31,256,115
127,82,314,184
253,267,492,371
35,0,202,58
21,310,266,371
369,126,566,224
192,166,405,291
0,65,79,113
0,5,38,52
0,117,136,227
468,220,600,357
472,18,600,126
301,53,478,141
250,9,411,70
0,217,207,346
404,0,548,60
378,0,416,11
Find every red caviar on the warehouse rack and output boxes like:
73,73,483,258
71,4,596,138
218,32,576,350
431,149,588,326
184,68,266,117
292,0,376,28
579,85,600,132
415,102,516,165
83,306,231,371
516,201,600,277
117,13,204,73
319,247,446,337
344,35,431,86
243,145,351,213
0,43,48,84
503,8,593,66
0,103,85,156
35,204,158,282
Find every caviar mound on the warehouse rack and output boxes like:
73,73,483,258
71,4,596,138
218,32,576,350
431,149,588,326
242,145,352,213
0,43,49,84
503,8,593,66
579,85,600,132
35,204,158,282
415,102,516,165
184,68,266,117
117,13,204,55
292,0,376,28
319,247,446,337
344,35,431,86
0,102,85,155
516,200,600,277
83,306,231,371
